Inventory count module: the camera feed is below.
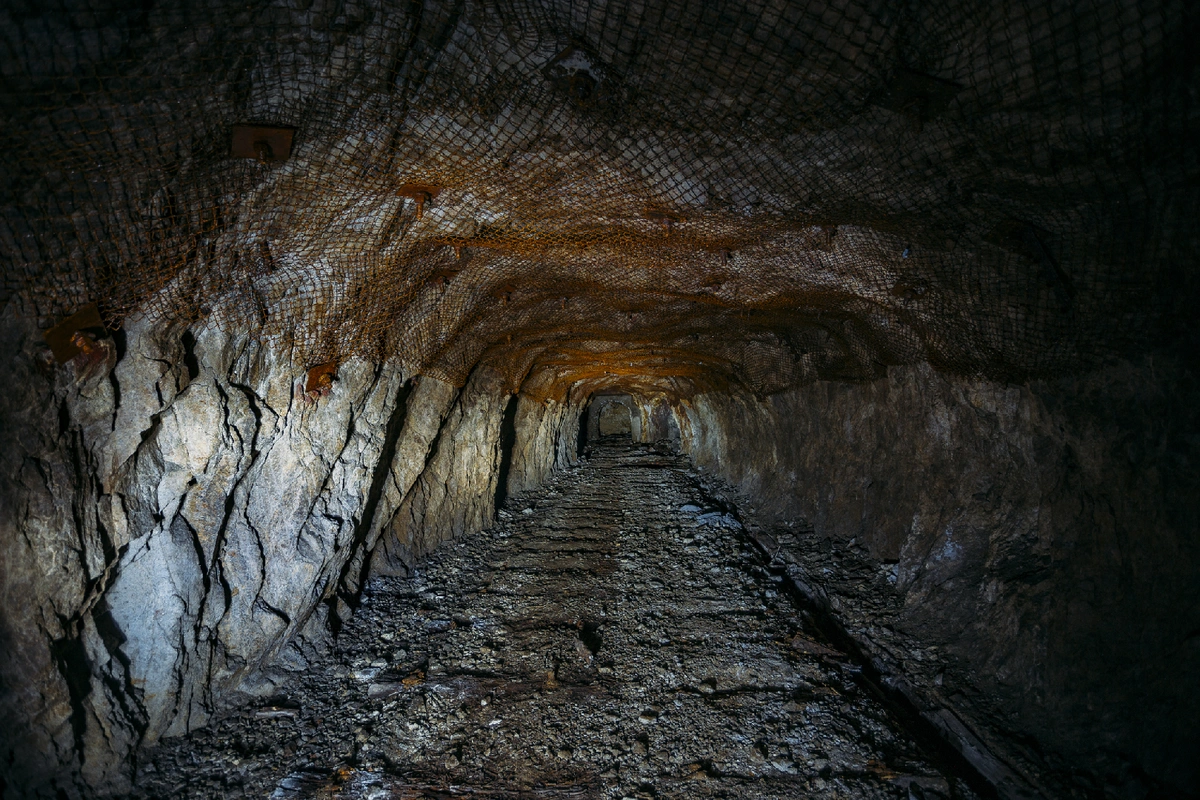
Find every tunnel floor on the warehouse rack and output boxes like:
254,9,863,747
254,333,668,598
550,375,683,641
133,442,976,799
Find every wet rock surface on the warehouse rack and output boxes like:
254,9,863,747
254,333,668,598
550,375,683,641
134,442,975,799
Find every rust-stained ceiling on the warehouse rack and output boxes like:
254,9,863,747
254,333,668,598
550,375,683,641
3,0,1197,398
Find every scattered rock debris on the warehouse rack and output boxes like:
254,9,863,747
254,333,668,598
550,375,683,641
133,443,976,799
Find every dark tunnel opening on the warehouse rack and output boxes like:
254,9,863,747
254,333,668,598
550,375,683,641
575,401,590,459
597,402,632,439
493,392,520,511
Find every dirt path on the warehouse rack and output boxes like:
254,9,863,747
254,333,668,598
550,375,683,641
134,442,971,799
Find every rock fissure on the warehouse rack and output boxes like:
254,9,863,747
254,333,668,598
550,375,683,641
131,442,988,799
1,2,1197,796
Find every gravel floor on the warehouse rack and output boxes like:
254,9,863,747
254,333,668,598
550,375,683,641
133,441,976,799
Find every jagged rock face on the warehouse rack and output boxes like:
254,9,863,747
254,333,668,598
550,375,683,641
0,306,582,797
128,443,982,799
1,0,1198,798
3,0,1197,400
677,359,1200,796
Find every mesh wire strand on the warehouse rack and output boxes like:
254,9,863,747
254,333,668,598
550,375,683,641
2,0,1197,395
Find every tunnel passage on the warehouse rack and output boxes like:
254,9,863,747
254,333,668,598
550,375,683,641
596,399,632,438
133,441,978,800
587,394,638,441
1,1,1197,798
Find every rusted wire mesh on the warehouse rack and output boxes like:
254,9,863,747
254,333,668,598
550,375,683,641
2,0,1197,396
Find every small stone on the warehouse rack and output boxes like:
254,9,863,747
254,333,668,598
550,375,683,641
129,441,970,796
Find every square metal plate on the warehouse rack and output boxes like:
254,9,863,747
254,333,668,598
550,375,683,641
43,303,106,363
305,361,338,393
231,124,296,162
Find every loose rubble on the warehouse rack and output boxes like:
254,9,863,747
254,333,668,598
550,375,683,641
134,442,976,799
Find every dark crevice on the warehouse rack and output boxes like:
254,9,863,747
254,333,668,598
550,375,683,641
227,380,263,460
178,504,209,595
111,326,127,362
334,376,415,623
107,328,126,430
576,402,589,458
138,413,162,445
93,503,117,567
180,330,199,384
493,392,519,511
48,623,91,768
64,429,92,580
255,598,292,626
91,598,149,763
107,367,121,424
57,397,70,437
578,620,603,656
191,375,263,654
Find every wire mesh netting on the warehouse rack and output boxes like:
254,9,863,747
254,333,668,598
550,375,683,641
2,0,1197,396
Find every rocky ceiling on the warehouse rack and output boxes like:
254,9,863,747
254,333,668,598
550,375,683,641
3,0,1196,399
3,4,1200,798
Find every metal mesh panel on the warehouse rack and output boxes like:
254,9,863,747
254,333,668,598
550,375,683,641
2,0,1197,396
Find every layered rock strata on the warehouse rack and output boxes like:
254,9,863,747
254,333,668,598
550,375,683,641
0,306,580,798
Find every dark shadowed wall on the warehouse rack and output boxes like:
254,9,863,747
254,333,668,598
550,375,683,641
678,357,1200,796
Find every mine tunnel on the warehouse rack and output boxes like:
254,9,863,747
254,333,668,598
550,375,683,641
0,1,1198,799
588,395,638,441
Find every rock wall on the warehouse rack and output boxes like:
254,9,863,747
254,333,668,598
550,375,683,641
635,394,682,449
0,306,572,798
368,366,511,575
505,394,583,499
676,359,1200,797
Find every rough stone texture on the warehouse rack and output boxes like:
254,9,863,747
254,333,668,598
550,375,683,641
369,366,510,577
0,301,403,795
0,306,562,798
2,1,1197,796
587,395,639,441
677,359,1200,797
331,375,460,608
0,311,111,797
505,393,584,499
129,442,980,799
637,395,682,450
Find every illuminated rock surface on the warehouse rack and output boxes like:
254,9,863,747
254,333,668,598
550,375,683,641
132,442,977,799
1,1,1198,798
